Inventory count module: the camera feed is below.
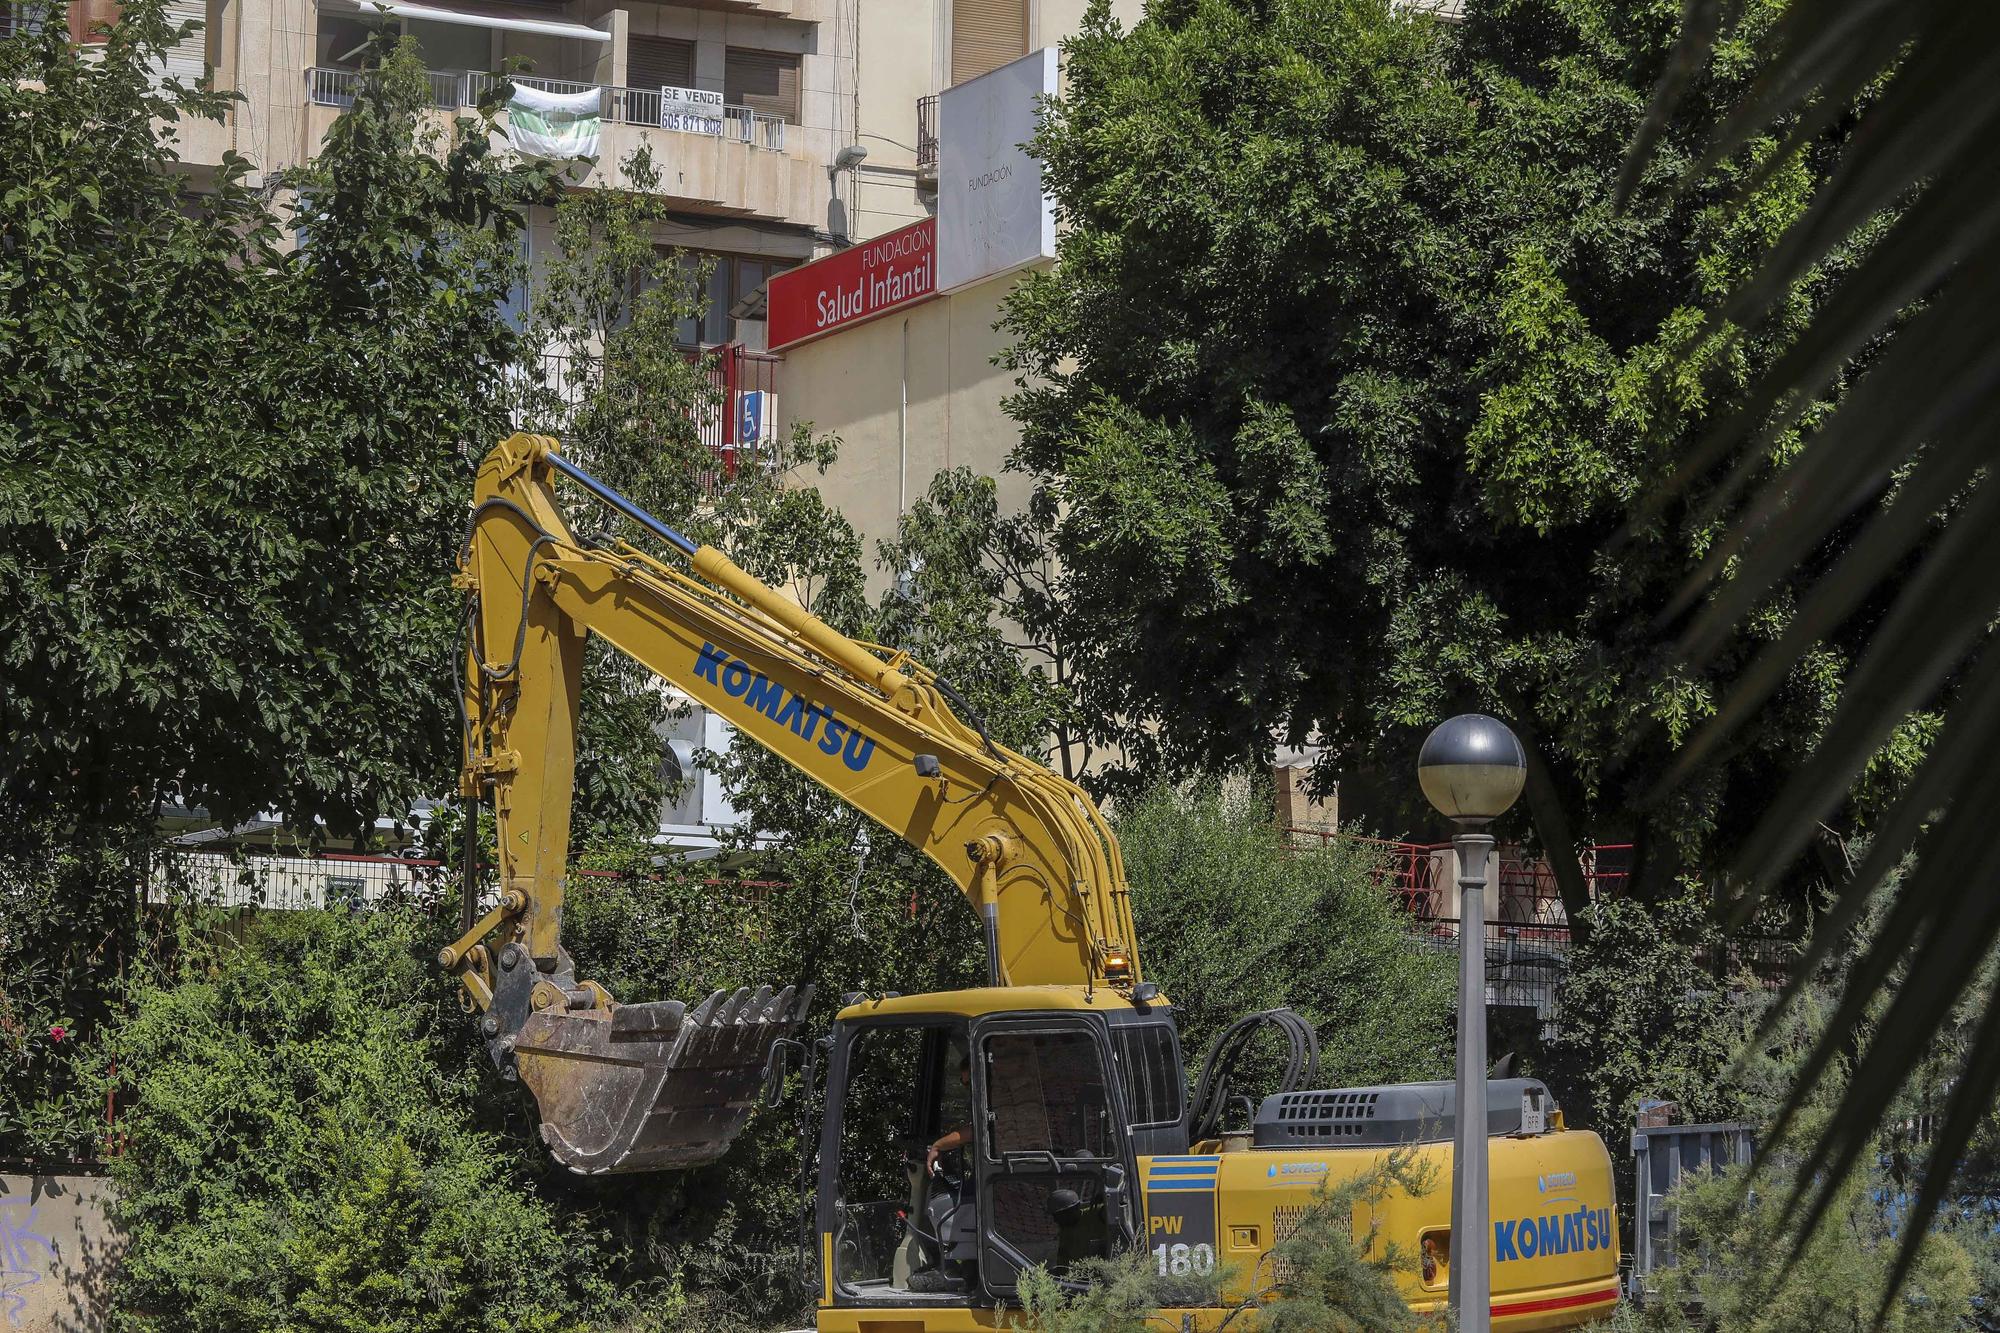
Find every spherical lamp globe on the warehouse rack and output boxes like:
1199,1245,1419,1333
1417,714,1526,825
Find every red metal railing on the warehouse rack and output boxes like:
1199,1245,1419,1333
1285,830,1634,926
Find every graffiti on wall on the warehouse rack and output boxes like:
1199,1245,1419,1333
0,1196,55,1327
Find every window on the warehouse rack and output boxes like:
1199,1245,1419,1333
724,47,800,123
663,250,794,347
978,1028,1120,1280
317,14,382,68
1114,1023,1185,1129
832,1023,968,1294
950,0,1026,85
627,35,693,91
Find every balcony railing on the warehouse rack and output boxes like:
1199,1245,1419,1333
306,67,786,150
916,93,938,186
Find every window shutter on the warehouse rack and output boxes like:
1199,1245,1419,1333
724,48,799,123
156,0,207,82
950,0,1026,85
628,35,694,92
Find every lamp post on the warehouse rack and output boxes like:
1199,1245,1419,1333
1418,714,1527,1333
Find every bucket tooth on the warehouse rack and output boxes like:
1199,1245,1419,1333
514,982,814,1174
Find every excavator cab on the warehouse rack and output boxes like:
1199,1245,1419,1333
818,992,1177,1310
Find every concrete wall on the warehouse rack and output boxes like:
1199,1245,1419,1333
0,1175,120,1333
775,269,1028,589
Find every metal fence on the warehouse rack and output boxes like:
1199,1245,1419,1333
149,846,455,913
1628,1120,1756,1301
148,844,786,914
305,67,786,149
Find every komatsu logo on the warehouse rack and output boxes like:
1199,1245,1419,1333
1494,1206,1614,1262
693,643,878,773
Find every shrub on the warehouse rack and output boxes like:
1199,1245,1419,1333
1006,1154,1437,1333
107,909,625,1332
1115,780,1454,1088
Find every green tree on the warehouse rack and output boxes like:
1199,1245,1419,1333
1000,0,1876,922
0,10,554,1157
1541,893,1760,1137
1614,0,2000,1286
1114,781,1454,1088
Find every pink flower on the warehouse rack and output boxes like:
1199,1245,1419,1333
48,1025,66,1042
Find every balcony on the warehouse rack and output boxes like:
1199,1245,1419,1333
916,93,938,189
306,68,786,151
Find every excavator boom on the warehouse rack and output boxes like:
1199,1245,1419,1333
445,435,1140,1172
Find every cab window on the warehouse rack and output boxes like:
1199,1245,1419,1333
978,1028,1122,1279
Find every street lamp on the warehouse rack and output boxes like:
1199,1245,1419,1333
1418,713,1526,1333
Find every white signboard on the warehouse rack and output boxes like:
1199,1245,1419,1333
936,47,1057,293
660,84,724,135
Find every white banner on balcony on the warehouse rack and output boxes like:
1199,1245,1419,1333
507,83,601,159
660,84,724,135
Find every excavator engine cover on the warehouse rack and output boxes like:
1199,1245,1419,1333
509,979,813,1174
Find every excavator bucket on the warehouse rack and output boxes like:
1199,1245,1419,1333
513,984,813,1174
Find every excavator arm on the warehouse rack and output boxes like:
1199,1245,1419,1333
442,434,1141,1173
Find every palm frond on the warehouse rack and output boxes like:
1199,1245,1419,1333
1631,0,2000,1306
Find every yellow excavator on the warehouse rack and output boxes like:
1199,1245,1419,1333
444,434,1622,1329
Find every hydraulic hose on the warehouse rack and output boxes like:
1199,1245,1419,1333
1184,1008,1321,1145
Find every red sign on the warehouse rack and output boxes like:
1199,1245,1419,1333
767,218,936,352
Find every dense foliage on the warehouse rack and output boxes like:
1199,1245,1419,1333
0,9,551,1159
1540,894,1760,1136
1602,963,2000,1331
1115,782,1453,1087
1001,0,1896,916
1622,0,2000,1289
109,910,625,1332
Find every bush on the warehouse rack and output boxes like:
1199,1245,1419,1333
107,909,625,1332
1115,781,1454,1088
1541,893,1760,1138
1006,1154,1438,1333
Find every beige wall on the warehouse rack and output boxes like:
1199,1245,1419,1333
776,271,1029,589
779,0,1149,570
0,1175,121,1333
844,0,1145,244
